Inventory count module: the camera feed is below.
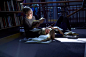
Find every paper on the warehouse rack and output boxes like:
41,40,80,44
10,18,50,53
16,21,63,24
64,31,75,35
32,38,44,41
25,40,52,44
53,26,63,31
39,17,45,20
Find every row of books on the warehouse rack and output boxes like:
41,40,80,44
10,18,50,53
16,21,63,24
0,0,21,11
0,14,23,29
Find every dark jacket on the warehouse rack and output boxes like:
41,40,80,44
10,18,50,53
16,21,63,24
23,16,39,38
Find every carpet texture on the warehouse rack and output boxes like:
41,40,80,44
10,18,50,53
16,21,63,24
0,38,85,57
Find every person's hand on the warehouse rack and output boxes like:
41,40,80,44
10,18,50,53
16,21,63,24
39,19,44,24
48,26,52,28
39,17,45,24
51,27,55,29
45,28,50,34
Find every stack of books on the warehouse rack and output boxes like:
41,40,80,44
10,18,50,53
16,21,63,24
64,31,79,38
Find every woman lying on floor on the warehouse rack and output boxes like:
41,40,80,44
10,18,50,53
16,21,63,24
22,6,64,41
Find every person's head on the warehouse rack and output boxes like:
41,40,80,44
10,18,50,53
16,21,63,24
22,6,33,18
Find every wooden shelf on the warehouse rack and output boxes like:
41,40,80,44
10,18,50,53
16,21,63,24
0,11,22,13
0,11,23,16
0,25,21,31
22,1,83,4
1,0,24,2
0,0,23,38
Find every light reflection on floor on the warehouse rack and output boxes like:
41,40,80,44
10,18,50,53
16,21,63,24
55,38,86,43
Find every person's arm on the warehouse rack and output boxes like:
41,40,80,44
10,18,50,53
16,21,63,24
54,28,64,36
32,16,40,28
50,27,64,36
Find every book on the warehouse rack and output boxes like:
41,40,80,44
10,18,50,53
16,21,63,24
20,16,23,25
6,16,9,27
2,17,6,28
11,0,15,11
13,14,17,26
10,17,14,26
7,16,12,27
32,20,40,27
4,17,8,27
32,17,45,25
0,17,4,29
17,2,21,11
39,17,45,20
64,31,79,35
13,1,18,11
25,40,52,44
9,1,13,11
7,1,11,11
4,1,6,11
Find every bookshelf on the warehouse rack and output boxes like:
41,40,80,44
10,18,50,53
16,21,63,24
0,0,23,30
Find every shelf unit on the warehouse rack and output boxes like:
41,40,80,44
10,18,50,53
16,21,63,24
0,0,23,30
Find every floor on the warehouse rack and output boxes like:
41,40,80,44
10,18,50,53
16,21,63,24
0,29,86,57
0,38,85,57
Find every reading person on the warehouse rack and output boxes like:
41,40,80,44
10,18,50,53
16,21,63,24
22,6,55,40
22,6,40,38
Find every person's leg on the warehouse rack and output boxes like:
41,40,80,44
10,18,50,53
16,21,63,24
59,22,67,33
25,31,40,38
50,29,55,40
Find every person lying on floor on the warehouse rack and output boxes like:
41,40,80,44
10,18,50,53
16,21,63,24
49,16,71,37
22,6,56,41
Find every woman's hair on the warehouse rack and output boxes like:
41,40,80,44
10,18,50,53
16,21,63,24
22,6,33,14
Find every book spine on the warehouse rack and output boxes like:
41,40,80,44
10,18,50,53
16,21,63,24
7,1,11,11
14,14,17,26
20,3,23,11
4,17,7,27
17,2,21,11
7,16,12,27
4,1,6,11
20,16,23,25
10,17,14,26
17,17,20,25
2,17,6,28
16,16,18,26
6,16,9,27
0,17,4,29
11,0,15,11
16,1,19,11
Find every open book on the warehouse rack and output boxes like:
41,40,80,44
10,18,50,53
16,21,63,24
32,17,45,25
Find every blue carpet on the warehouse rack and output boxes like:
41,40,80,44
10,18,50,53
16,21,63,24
0,38,85,57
